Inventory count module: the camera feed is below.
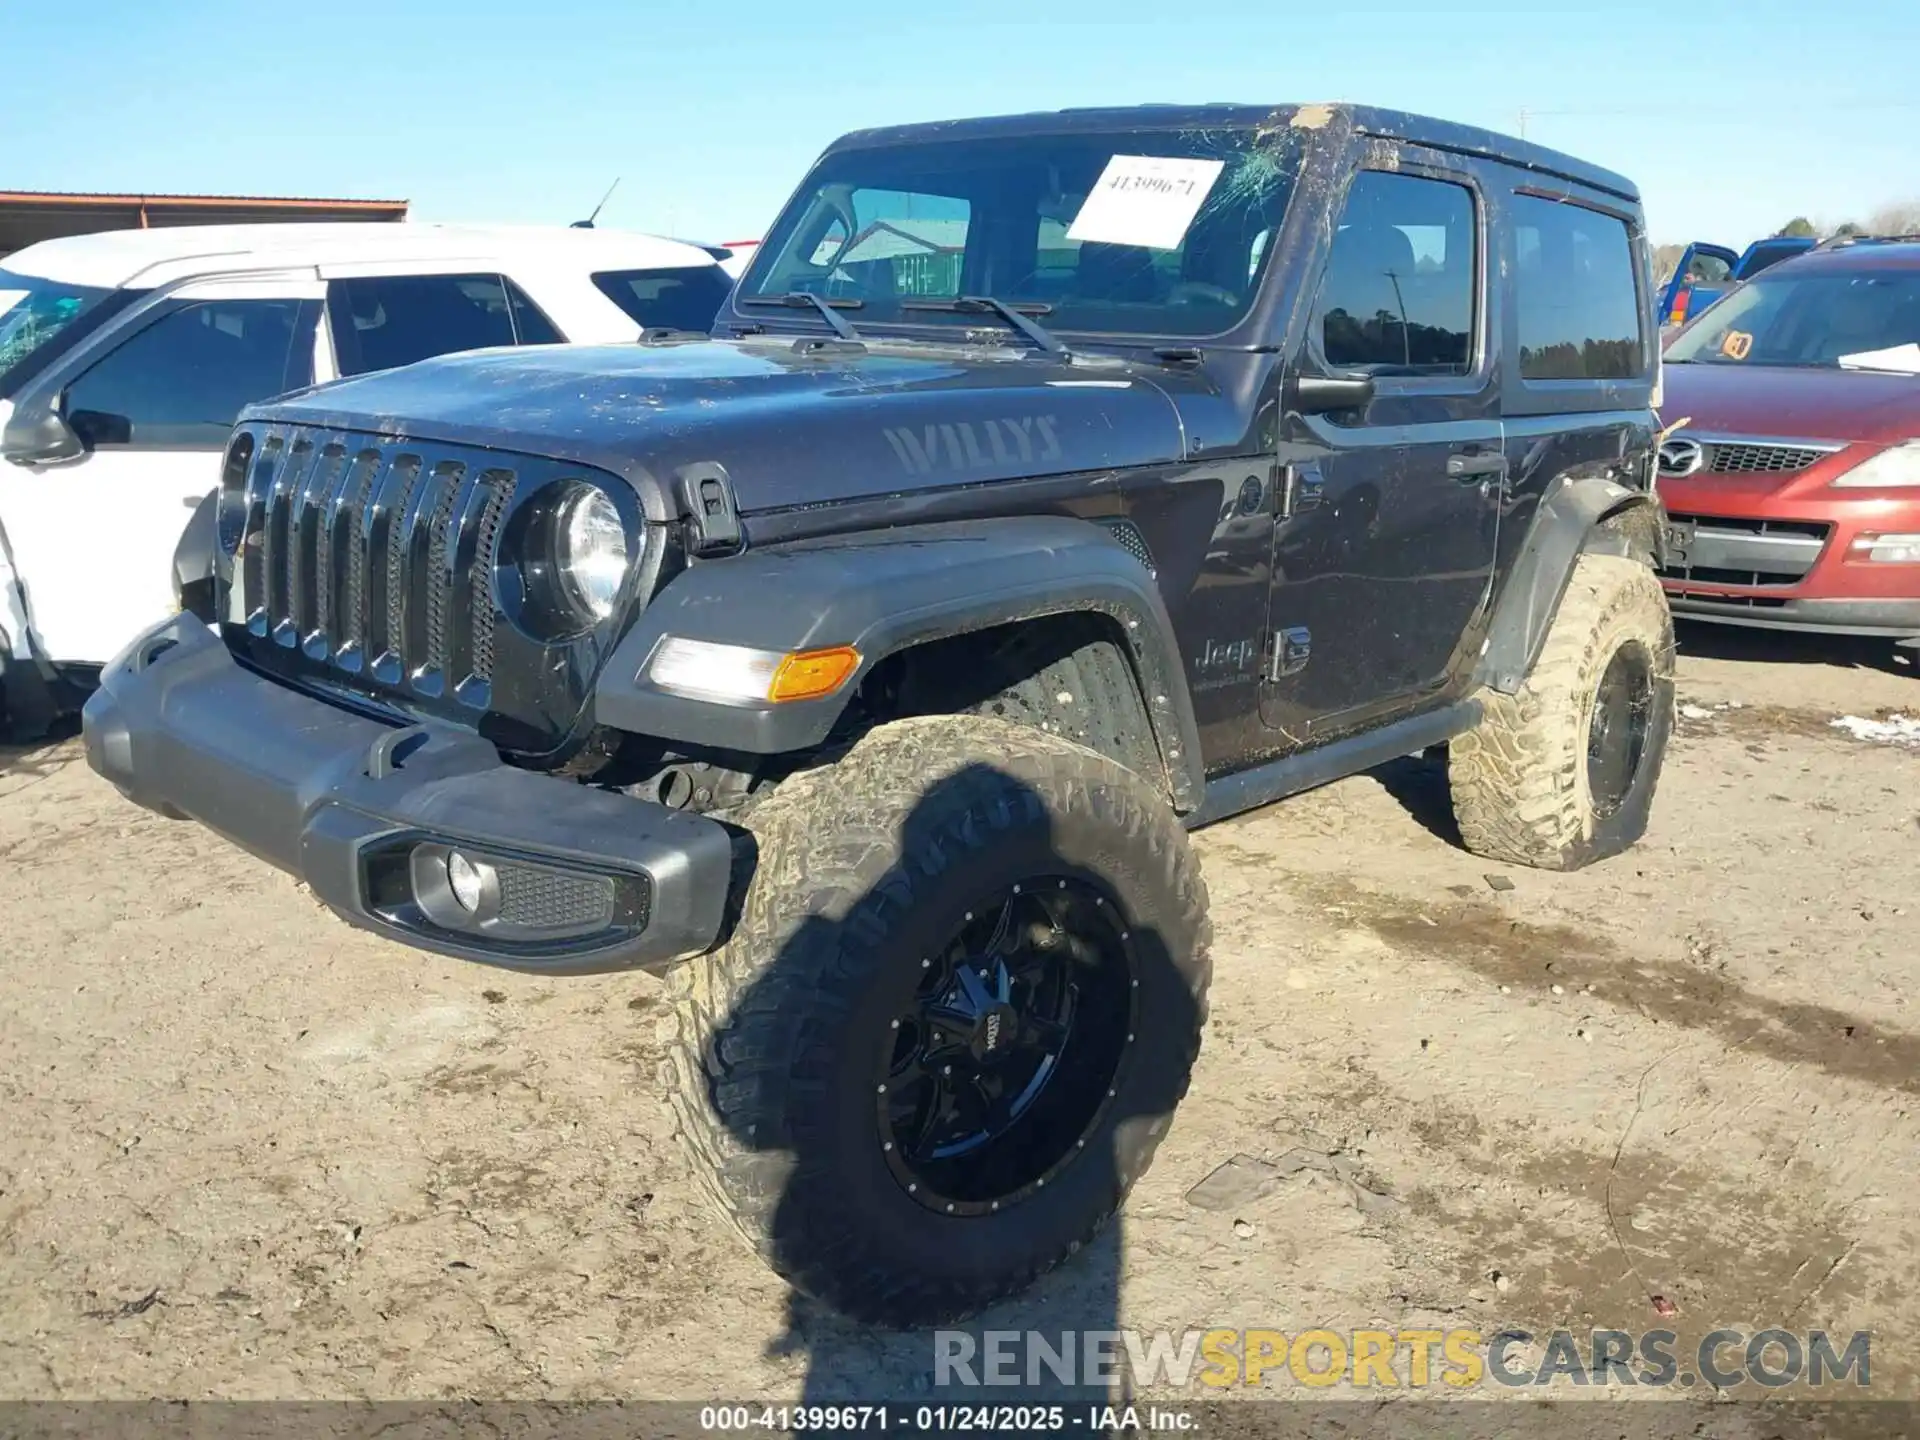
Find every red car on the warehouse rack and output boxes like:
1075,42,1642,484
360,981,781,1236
1655,238,1920,651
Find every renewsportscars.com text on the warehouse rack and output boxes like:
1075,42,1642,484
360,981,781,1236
934,1328,1872,1390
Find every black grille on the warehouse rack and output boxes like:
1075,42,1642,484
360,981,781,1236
380,457,424,668
233,432,517,708
338,450,380,654
1670,592,1789,610
421,462,465,690
469,473,516,685
1659,511,1831,589
1664,513,1829,540
1708,443,1830,475
1664,565,1804,588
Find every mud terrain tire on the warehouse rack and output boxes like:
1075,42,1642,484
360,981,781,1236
662,714,1210,1327
1449,554,1675,871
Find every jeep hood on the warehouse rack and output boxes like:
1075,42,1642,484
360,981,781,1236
251,338,1190,518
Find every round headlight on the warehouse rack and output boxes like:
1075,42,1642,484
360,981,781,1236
555,488,629,621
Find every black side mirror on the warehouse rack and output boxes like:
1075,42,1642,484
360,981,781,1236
0,407,86,466
1288,374,1377,415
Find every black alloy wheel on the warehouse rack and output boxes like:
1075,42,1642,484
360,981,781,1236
878,877,1135,1217
1587,641,1657,818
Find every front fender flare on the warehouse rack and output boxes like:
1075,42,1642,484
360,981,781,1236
593,516,1207,811
1475,478,1666,695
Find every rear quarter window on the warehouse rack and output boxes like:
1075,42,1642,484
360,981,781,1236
326,273,563,377
592,266,733,332
1513,196,1645,381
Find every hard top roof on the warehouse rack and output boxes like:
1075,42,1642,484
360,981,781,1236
822,101,1640,203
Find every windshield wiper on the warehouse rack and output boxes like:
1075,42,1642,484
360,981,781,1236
738,291,863,340
901,296,1071,359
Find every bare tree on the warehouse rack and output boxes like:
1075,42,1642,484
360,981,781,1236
1867,200,1920,237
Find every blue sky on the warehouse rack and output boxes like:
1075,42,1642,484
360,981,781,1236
2,0,1914,248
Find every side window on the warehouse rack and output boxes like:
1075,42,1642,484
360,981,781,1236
592,266,734,332
1514,196,1644,380
1317,170,1476,375
504,278,564,345
327,273,551,377
1685,251,1734,285
63,298,310,448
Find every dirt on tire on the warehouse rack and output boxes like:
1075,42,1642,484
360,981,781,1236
1450,553,1676,870
660,714,1210,1327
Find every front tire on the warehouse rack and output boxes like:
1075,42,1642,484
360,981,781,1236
662,715,1210,1327
1448,554,1675,871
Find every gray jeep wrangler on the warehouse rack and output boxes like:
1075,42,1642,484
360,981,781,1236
86,102,1674,1327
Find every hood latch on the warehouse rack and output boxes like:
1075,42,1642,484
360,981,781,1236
675,463,745,558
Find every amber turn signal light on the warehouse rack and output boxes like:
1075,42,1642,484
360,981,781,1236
767,646,862,703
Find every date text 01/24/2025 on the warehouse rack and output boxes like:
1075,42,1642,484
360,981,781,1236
698,1405,1197,1432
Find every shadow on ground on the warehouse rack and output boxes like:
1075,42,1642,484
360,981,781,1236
1674,619,1915,678
686,752,1205,1416
0,716,80,785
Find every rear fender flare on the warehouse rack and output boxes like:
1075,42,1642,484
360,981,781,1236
592,516,1207,811
1475,478,1666,695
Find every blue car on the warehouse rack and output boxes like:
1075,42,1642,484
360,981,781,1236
1657,235,1818,328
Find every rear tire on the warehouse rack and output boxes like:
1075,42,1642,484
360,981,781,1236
1449,554,1675,871
662,715,1210,1327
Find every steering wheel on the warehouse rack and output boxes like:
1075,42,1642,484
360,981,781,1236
1167,281,1238,308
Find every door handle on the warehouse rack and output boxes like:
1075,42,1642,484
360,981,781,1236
1446,452,1508,479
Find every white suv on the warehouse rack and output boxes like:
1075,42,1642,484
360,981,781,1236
0,222,734,737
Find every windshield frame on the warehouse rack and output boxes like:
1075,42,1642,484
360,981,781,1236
1664,263,1920,373
0,268,142,399
724,121,1309,350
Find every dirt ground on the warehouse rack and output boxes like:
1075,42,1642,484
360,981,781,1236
2,623,1916,1408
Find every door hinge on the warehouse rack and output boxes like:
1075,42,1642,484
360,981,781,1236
1282,462,1325,519
1266,626,1312,681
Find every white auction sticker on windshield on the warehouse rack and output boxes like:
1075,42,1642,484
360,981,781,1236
1066,155,1226,251
0,291,27,320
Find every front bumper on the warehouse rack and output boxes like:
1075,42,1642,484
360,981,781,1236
1666,592,1920,640
82,616,737,974
1657,472,1920,641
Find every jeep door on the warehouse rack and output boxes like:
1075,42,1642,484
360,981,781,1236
1262,154,1504,738
0,274,324,665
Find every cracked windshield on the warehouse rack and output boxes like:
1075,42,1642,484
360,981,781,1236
0,269,115,389
742,126,1303,337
